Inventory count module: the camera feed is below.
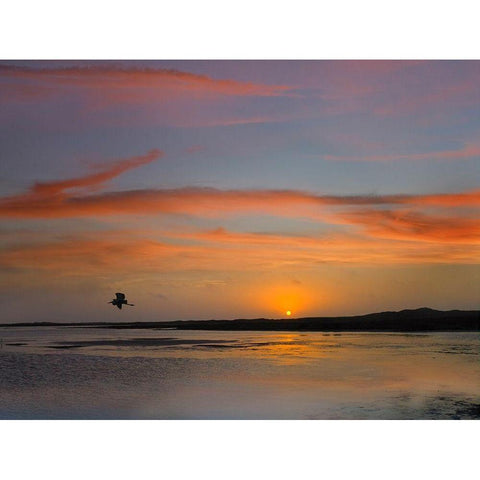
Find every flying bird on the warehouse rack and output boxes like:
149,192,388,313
109,292,134,310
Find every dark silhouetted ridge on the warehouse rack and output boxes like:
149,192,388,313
3,307,479,332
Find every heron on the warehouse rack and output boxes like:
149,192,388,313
109,292,134,309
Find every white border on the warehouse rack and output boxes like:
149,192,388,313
1,421,478,480
1,0,479,59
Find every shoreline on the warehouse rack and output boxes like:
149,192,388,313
1,308,478,332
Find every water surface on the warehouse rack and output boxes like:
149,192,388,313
0,326,478,419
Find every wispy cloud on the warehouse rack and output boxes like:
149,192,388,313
339,209,480,244
323,143,480,162
0,186,399,219
2,226,478,279
0,64,294,103
0,149,163,216
185,145,206,154
1,150,478,252
372,74,480,117
32,149,163,196
1,181,479,220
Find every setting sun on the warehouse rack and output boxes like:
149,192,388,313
256,283,313,319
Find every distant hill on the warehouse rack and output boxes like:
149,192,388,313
4,307,479,331
149,307,480,332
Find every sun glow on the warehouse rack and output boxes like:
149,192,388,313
254,282,314,319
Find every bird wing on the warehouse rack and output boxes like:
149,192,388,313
115,293,125,300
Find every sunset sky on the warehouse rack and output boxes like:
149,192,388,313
0,60,479,323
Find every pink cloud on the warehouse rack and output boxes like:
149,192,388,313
373,77,480,117
32,149,163,197
185,145,206,154
323,143,480,162
0,64,294,104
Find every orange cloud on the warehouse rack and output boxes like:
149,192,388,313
0,150,478,252
1,180,479,219
340,209,480,244
2,227,478,280
0,185,375,219
408,189,480,207
182,227,480,260
0,236,298,275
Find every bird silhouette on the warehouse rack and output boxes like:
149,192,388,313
108,292,134,310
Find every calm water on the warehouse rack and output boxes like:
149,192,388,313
0,326,479,419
